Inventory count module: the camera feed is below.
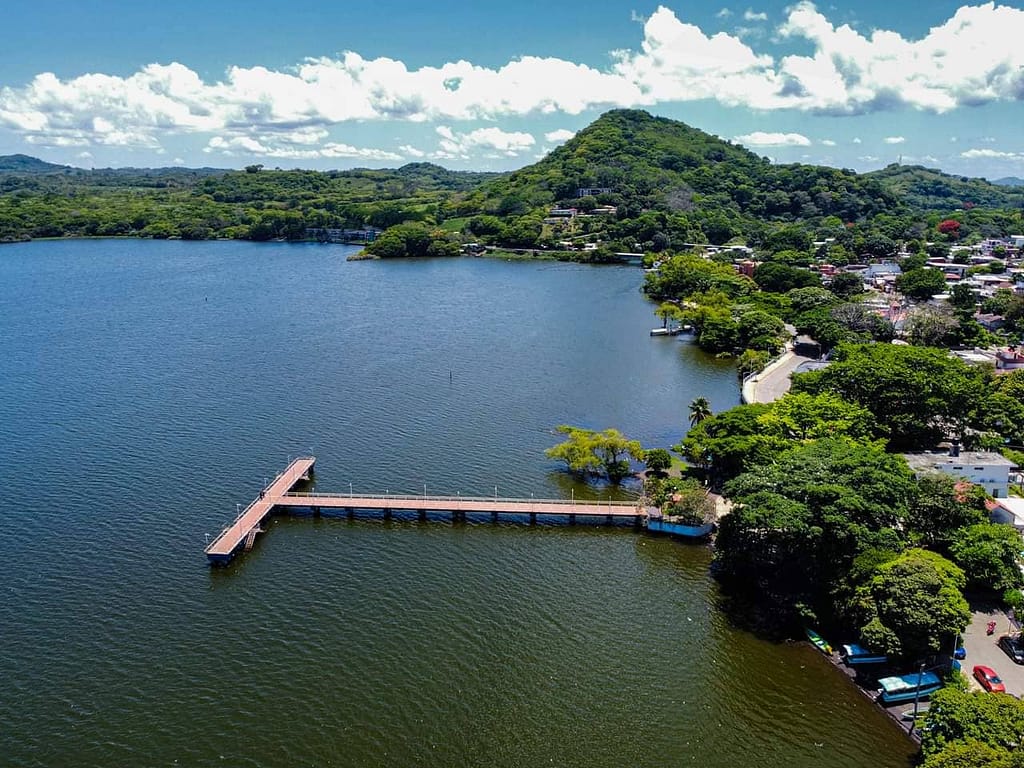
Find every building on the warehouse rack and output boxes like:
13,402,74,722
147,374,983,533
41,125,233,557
577,187,612,198
990,498,1024,532
903,449,1016,498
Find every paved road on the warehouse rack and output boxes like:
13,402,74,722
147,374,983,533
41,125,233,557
962,601,1024,697
746,352,816,404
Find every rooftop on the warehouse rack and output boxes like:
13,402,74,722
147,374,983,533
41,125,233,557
903,451,1016,472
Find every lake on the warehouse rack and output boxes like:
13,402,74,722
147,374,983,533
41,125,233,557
0,239,915,767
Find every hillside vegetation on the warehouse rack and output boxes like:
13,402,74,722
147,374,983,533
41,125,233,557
1,109,1022,246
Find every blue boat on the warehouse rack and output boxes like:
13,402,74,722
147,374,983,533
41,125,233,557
877,671,942,704
841,643,889,665
645,518,714,537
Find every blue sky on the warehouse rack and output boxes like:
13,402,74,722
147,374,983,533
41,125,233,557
1,1,1023,178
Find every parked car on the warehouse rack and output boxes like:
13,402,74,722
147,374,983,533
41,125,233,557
973,665,1006,693
998,634,1024,665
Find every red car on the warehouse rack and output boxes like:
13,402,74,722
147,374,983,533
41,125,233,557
973,665,1006,693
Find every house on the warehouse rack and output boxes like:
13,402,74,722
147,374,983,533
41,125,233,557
990,498,1024,532
996,348,1024,371
903,448,1015,498
577,187,612,198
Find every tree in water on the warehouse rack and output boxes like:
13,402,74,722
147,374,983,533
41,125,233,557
689,397,712,428
545,426,644,483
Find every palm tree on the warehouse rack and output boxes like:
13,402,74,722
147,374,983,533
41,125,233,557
688,397,712,428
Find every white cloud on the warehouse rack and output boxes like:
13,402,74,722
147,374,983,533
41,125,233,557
544,128,576,143
858,155,880,162
434,125,535,159
2,2,1024,152
77,151,92,159
743,9,767,21
204,134,401,161
960,148,1021,159
852,137,862,144
820,138,836,146
734,130,811,146
716,8,732,18
398,144,426,158
884,136,905,144
172,157,185,165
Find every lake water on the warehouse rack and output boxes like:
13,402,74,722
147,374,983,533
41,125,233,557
0,240,915,767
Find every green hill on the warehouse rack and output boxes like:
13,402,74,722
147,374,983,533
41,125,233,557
0,154,71,173
466,109,901,245
865,164,1024,210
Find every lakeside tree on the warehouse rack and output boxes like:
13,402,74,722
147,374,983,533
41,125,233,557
688,397,712,427
906,475,988,551
849,548,970,659
545,425,644,483
643,448,673,477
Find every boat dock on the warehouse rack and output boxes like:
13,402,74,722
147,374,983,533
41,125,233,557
205,456,650,565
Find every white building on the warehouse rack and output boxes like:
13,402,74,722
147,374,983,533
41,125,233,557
903,450,1016,498
991,498,1024,531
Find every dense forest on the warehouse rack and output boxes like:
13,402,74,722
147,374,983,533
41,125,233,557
1,110,1023,249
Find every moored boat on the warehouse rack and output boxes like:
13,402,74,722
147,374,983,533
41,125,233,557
841,643,888,665
805,628,833,655
877,671,942,704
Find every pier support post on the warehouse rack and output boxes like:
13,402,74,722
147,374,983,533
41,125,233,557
491,511,498,523
383,508,392,520
346,507,353,519
569,514,576,525
606,515,613,525
529,512,537,525
418,509,426,522
312,506,321,517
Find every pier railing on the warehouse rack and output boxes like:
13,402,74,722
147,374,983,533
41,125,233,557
281,491,642,509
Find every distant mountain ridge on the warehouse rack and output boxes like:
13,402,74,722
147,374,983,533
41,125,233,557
0,154,72,173
994,176,1024,187
864,164,1024,210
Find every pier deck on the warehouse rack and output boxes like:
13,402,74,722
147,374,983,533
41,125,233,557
204,457,315,564
205,456,654,565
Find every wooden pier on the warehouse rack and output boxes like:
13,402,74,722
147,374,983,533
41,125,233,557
205,456,650,565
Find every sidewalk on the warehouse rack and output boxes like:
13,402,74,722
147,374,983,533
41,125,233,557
741,349,816,404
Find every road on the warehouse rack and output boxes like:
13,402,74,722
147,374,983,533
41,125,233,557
962,601,1024,697
743,351,816,404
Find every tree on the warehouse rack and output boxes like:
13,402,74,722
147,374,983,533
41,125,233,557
737,310,786,353
851,548,970,659
244,164,264,173
756,391,876,442
907,475,988,550
905,304,960,347
736,349,769,380
655,302,683,330
753,262,821,293
897,267,948,301
787,286,835,314
923,687,1024,760
545,425,644,483
792,343,990,451
643,448,673,476
949,523,1024,593
949,283,977,310
688,397,712,427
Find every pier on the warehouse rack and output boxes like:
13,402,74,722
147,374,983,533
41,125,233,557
205,456,651,565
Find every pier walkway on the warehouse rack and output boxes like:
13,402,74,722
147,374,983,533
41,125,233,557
205,457,649,565
204,457,316,564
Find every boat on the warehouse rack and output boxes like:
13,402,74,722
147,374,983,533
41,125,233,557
841,643,889,665
645,517,714,538
805,628,833,655
877,671,943,704
900,706,929,721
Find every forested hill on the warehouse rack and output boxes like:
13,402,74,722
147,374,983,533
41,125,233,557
0,154,70,173
865,163,1024,210
472,110,897,222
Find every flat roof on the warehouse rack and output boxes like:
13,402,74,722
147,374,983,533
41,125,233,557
904,451,1016,470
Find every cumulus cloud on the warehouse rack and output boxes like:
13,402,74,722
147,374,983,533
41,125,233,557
960,147,1021,159
434,125,535,159
204,134,401,161
884,136,906,144
821,138,836,146
544,128,576,143
398,144,426,158
2,3,1024,152
734,130,811,146
743,9,768,21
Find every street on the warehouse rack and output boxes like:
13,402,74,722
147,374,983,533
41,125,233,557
962,600,1024,697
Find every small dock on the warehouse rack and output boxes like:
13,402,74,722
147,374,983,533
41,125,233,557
205,456,651,565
